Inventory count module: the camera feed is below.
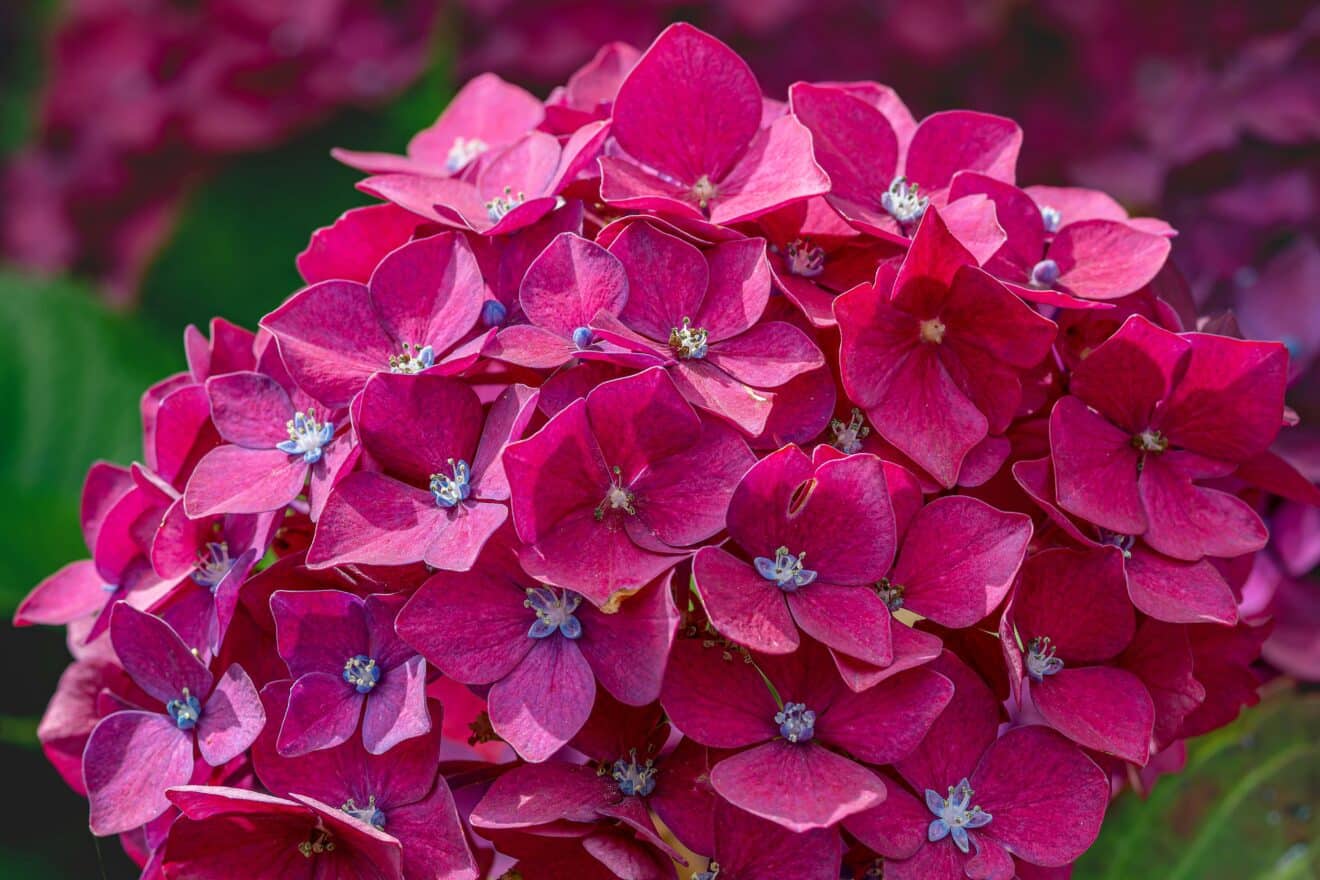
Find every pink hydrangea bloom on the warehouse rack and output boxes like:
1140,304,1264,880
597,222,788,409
14,22,1311,879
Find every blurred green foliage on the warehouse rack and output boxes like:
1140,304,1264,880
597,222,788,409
1076,690,1319,879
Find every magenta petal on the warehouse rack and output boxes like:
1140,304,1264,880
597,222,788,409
577,573,678,705
488,636,595,763
905,110,1022,191
487,323,577,369
356,372,484,487
15,559,107,626
1125,548,1238,625
277,671,363,756
1138,453,1269,561
709,115,832,224
843,783,929,859
1014,547,1134,663
691,237,771,341
972,725,1108,865
183,445,307,517
660,636,779,748
85,711,193,835
896,653,1000,794
261,279,393,408
306,473,446,569
1120,619,1205,750
271,589,369,677
627,415,755,548
506,398,610,544
471,762,615,828
612,23,761,183
693,547,799,655
610,220,711,342
421,501,508,572
362,655,430,755
1049,396,1147,535
706,321,824,388
818,666,953,764
396,564,534,684
789,82,899,213
470,383,540,500
1069,314,1190,433
669,360,775,435
520,509,684,608
789,584,894,667
196,664,264,766
1161,332,1287,462
894,496,1031,627
386,781,480,880
110,603,213,705
297,203,421,285
1050,220,1171,300
887,838,965,880
1032,666,1154,764
712,797,844,879
204,372,293,448
521,232,629,336
711,740,885,831
369,232,484,356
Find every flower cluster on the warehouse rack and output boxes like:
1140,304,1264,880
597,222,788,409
1,0,440,302
17,24,1315,880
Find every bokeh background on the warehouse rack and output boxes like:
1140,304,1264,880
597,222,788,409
1,1,1315,876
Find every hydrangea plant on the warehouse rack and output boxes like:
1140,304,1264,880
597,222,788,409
17,23,1315,880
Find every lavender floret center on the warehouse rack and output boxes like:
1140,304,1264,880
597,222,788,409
167,688,202,731
277,409,334,463
342,796,386,830
755,546,817,592
776,701,816,743
926,778,992,853
611,751,658,797
430,458,472,508
343,655,381,693
1026,636,1064,682
525,587,583,640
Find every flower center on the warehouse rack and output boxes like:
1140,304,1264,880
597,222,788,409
881,176,929,226
571,326,594,349
785,238,826,277
611,750,658,797
694,864,721,880
343,655,381,693
191,541,234,592
1099,530,1135,558
445,136,488,174
430,458,472,508
875,578,905,613
925,778,992,854
1131,429,1169,454
830,407,871,453
594,465,637,521
166,688,202,731
919,317,946,344
389,342,435,374
482,300,508,327
485,186,526,222
298,828,335,858
1026,636,1064,682
776,702,817,743
341,796,386,830
525,587,583,640
755,546,817,592
1030,258,1061,289
277,409,334,463
692,175,717,210
668,317,709,359
1040,205,1062,233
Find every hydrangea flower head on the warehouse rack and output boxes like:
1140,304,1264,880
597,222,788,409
12,21,1309,880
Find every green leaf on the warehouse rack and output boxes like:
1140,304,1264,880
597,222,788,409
1075,690,1320,880
0,272,180,613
